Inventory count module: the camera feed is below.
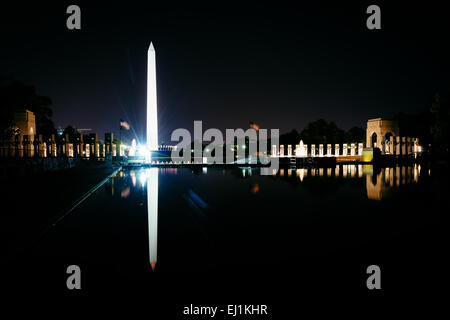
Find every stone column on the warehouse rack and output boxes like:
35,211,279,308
38,134,45,157
287,144,292,157
17,135,24,158
389,136,395,154
395,136,401,156
295,144,300,157
51,134,57,157
401,137,406,155
64,133,70,157
319,144,324,157
42,142,47,157
407,137,412,155
272,144,277,156
327,144,332,157
280,145,285,157
95,142,100,158
350,143,356,156
342,143,347,156
29,134,35,157
358,143,363,156
79,134,84,158
413,138,419,153
335,144,340,157
311,145,316,157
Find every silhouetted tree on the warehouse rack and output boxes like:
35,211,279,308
345,126,365,142
298,119,345,144
280,129,301,145
430,92,450,152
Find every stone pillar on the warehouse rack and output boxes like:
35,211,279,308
311,145,316,157
389,136,394,155
335,144,340,157
342,143,347,156
64,133,70,157
327,144,332,157
272,144,277,156
358,143,363,156
38,134,45,157
280,145,285,157
319,144,324,157
95,142,100,158
23,135,30,157
29,134,35,157
304,144,308,157
295,144,300,157
79,134,84,158
350,143,356,156
42,142,47,157
407,137,412,155
413,138,419,153
51,134,57,157
385,136,391,154
112,144,116,157
69,143,74,157
287,144,292,157
85,143,90,158
17,135,24,157
395,136,401,156
401,137,406,155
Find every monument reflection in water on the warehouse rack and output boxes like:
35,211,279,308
119,164,423,273
145,168,158,271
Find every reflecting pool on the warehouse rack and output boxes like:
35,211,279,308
27,163,443,281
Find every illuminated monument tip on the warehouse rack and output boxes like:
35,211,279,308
147,41,158,151
151,262,156,271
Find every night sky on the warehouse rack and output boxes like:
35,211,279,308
1,1,449,143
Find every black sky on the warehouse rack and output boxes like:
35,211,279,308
1,1,449,143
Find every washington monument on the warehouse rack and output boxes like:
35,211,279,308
147,42,158,150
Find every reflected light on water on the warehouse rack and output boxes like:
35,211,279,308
270,164,424,201
365,165,422,200
121,186,130,198
139,171,147,187
250,184,259,194
130,170,137,187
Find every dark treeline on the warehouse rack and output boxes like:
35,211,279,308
394,92,450,153
279,120,365,146
279,91,450,155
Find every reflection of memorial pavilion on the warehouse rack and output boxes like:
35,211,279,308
365,165,421,200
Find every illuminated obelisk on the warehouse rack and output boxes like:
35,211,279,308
147,42,158,150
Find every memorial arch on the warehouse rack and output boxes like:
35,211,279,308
366,118,399,151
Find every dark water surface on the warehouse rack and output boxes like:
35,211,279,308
4,164,446,306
